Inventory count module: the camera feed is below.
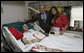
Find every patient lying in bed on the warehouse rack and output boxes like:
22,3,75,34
22,23,43,45
21,23,83,52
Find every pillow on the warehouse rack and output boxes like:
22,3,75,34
2,22,24,33
8,27,23,40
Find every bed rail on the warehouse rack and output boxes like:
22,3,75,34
2,26,26,52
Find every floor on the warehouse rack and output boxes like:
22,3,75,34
1,30,83,52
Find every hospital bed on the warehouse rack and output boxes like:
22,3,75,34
2,22,83,52
2,22,45,52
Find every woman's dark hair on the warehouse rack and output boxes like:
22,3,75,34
50,6,60,22
50,6,58,13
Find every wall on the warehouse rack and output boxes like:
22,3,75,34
28,1,83,28
29,1,83,9
70,6,83,27
1,1,26,28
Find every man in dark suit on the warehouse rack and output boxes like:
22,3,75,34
25,4,51,33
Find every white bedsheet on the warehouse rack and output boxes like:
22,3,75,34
18,39,25,49
17,34,83,52
37,35,83,52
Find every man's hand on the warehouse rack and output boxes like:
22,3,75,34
50,29,53,32
60,31,64,35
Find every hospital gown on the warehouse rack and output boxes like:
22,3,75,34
23,29,36,43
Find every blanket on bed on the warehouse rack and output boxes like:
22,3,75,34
36,35,83,52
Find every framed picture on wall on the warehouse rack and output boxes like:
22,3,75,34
74,20,83,31
74,20,80,28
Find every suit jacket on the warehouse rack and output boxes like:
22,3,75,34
26,11,52,33
35,11,50,24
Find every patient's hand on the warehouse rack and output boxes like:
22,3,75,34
22,38,30,44
31,39,42,43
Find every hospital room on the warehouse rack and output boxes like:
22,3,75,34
1,1,83,52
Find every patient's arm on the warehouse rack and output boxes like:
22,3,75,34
22,38,42,44
22,38,30,44
31,39,42,43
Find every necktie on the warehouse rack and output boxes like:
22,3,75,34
43,14,46,22
43,14,45,20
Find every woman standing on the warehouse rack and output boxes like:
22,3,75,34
50,6,69,35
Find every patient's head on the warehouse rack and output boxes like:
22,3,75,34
22,23,28,32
